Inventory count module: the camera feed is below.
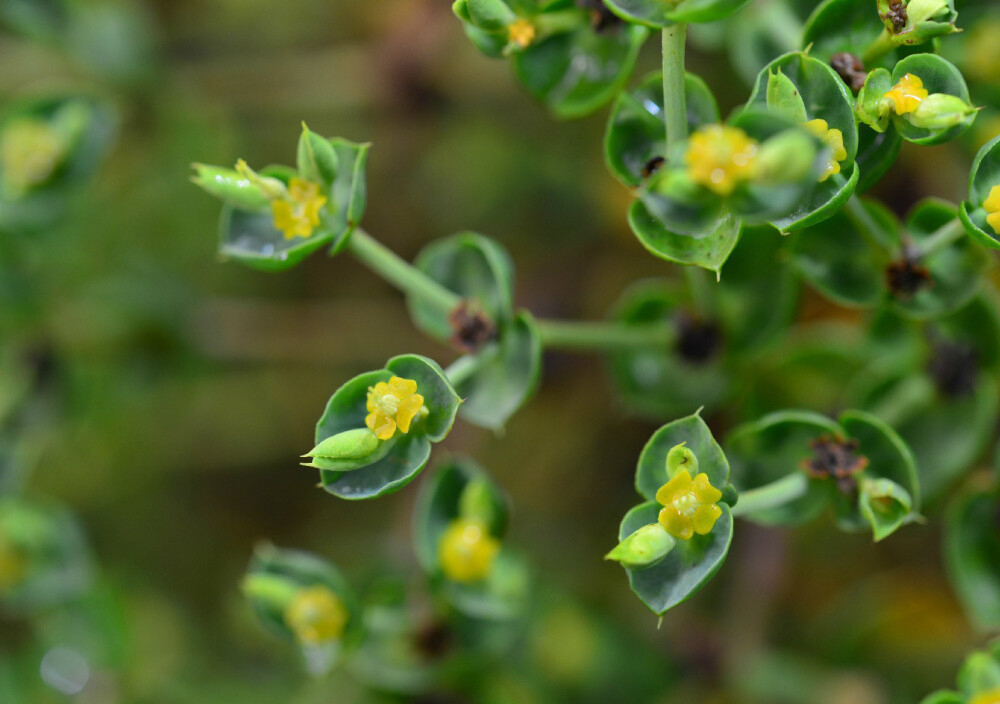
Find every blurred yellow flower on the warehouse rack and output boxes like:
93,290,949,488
985,185,1000,235
970,688,1000,704
284,585,348,645
656,469,723,540
884,74,928,115
271,177,327,240
508,19,536,48
685,125,759,196
365,376,425,441
803,119,847,182
438,517,500,582
0,118,66,195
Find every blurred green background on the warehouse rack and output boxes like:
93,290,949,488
0,1,995,702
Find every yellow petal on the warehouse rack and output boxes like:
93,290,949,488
438,518,501,582
366,411,396,441
884,74,927,114
395,394,425,433
692,504,723,535
988,211,1000,236
984,185,1000,214
658,506,694,540
656,469,693,507
692,473,723,504
388,376,418,396
284,585,348,645
270,200,296,238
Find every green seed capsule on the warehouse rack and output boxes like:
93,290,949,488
666,443,699,479
190,163,272,210
605,522,675,569
302,428,384,472
906,93,977,131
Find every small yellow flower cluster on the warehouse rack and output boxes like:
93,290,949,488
271,178,327,240
0,535,26,591
985,185,1000,236
685,125,759,196
803,119,848,182
438,517,501,582
507,19,536,48
970,688,1000,704
284,585,348,646
365,376,425,441
0,118,66,195
655,469,723,540
884,73,928,115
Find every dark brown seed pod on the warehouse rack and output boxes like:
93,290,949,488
448,300,498,354
830,52,867,93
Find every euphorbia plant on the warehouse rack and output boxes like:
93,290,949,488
184,0,1000,698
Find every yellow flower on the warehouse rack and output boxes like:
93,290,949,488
0,118,66,195
0,535,26,591
271,177,327,240
985,185,1000,235
365,375,425,441
970,688,1000,704
284,585,348,646
803,119,847,182
508,19,536,48
438,517,500,582
685,125,759,196
655,469,723,540
883,74,928,115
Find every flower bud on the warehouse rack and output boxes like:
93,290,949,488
190,163,272,210
666,443,699,479
302,428,385,472
753,129,817,185
605,522,675,569
905,93,977,131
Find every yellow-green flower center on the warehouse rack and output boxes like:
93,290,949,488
438,517,500,583
365,375,425,441
271,177,327,240
884,73,928,115
655,469,723,540
283,585,348,646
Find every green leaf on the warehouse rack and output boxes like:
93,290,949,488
945,485,1000,629
856,68,893,132
607,280,730,418
604,71,720,187
327,138,371,254
319,433,432,500
725,410,841,525
453,312,542,431
855,124,902,192
465,0,517,30
618,501,733,615
635,412,730,502
629,202,741,273
765,68,809,124
917,692,964,704
957,649,1000,696
218,205,334,273
296,124,338,188
961,135,1000,249
858,476,913,541
511,23,648,119
407,232,515,341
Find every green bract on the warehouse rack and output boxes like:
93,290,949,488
406,233,542,431
726,408,920,540
413,459,528,620
0,95,116,233
792,198,988,319
194,126,369,272
945,479,1000,629
602,0,754,27
889,54,975,145
453,0,648,118
960,135,1000,249
241,544,362,674
745,52,860,230
614,412,736,615
310,355,462,500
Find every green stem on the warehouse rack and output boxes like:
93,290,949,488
861,28,896,66
536,319,675,351
661,24,689,151
731,473,809,518
918,217,966,257
444,346,498,387
347,229,461,313
844,195,896,256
